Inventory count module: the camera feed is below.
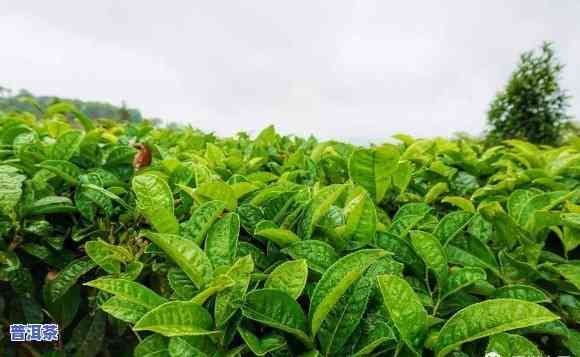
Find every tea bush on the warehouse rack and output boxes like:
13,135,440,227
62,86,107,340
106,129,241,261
1,105,580,356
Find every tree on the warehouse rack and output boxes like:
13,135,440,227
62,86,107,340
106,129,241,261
119,100,131,122
486,42,570,145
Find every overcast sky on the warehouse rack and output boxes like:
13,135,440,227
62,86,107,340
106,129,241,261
1,1,579,143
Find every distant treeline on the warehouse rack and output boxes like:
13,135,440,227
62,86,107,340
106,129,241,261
0,87,144,123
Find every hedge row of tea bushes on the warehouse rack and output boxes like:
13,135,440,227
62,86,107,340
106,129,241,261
1,105,580,356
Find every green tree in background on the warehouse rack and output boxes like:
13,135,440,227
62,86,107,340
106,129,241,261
0,86,143,122
487,42,570,145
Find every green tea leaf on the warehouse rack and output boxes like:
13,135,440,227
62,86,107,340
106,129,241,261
100,296,149,323
554,264,580,291
410,230,448,290
134,334,169,357
255,221,301,247
563,329,580,356
388,203,432,238
485,333,541,357
46,102,95,131
281,240,339,274
443,267,486,300
561,226,580,255
181,200,226,245
491,284,551,303
237,326,286,356
351,308,397,356
377,274,428,355
85,239,132,274
446,244,501,278
82,183,131,210
195,180,237,211
24,196,78,216
265,259,308,299
0,166,26,214
167,269,196,299
45,258,96,303
434,211,473,246
507,189,537,221
168,336,217,357
144,232,213,289
37,160,81,185
298,184,347,239
242,289,312,347
133,174,178,234
435,299,559,356
105,146,137,166
205,213,240,273
374,232,425,276
317,256,403,355
348,145,400,203
134,301,216,337
85,277,167,309
49,130,83,160
562,213,580,229
425,182,449,204
309,249,388,337
441,196,475,213
517,190,576,231
190,274,234,305
215,255,254,328
392,160,413,194
342,187,377,248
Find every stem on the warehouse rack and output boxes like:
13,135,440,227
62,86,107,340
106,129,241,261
393,342,403,357
432,291,442,317
131,328,143,343
425,270,433,296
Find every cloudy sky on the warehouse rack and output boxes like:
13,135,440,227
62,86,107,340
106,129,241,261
1,1,579,143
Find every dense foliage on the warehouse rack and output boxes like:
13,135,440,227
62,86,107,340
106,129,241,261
1,105,580,357
487,42,570,146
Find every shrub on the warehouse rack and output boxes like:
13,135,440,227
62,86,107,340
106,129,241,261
1,105,580,356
